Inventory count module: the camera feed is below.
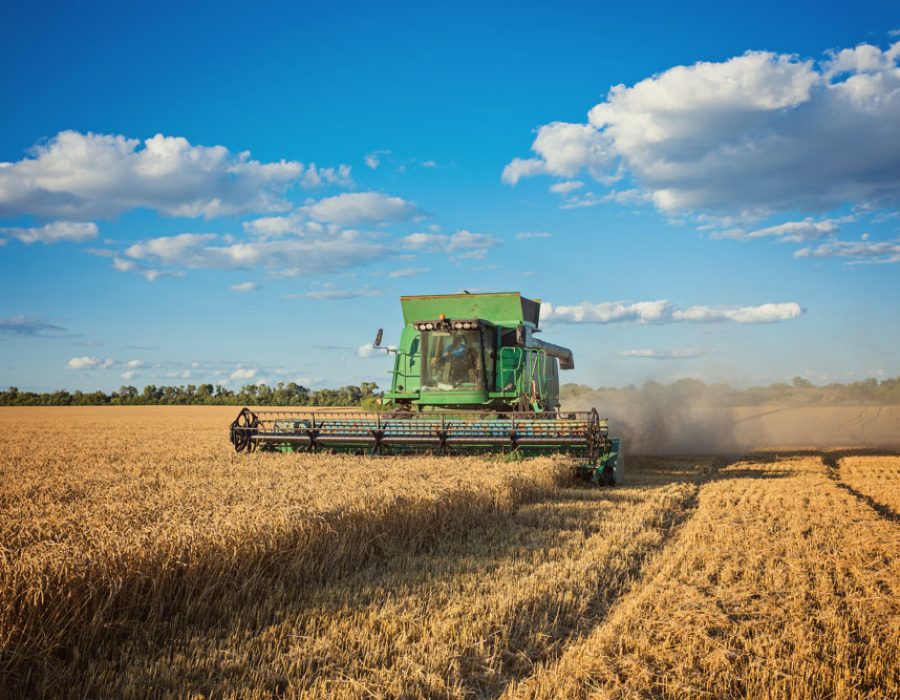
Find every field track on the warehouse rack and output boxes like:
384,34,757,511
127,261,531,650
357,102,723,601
1,407,898,698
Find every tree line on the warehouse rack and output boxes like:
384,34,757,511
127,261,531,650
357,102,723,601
2,376,899,408
0,382,382,408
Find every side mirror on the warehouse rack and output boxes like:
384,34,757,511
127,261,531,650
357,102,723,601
515,324,526,345
374,328,384,347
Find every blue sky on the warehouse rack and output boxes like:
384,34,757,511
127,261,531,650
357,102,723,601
1,0,898,392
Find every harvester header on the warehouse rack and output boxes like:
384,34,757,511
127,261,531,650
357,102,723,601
230,291,622,485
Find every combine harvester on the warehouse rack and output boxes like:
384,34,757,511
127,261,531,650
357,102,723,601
230,292,622,484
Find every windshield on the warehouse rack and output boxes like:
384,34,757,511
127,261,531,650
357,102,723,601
421,330,486,391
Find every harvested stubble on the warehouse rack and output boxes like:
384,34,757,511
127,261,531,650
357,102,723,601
505,454,900,700
838,455,900,515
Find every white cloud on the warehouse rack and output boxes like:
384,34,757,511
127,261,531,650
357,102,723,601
121,370,139,380
67,356,146,371
794,235,900,264
542,300,804,324
111,256,168,282
243,213,319,237
502,122,612,184
671,303,804,323
501,157,546,185
0,130,352,219
515,231,552,239
401,229,501,259
549,180,584,195
1,221,98,244
364,150,391,169
119,230,389,278
305,285,383,299
230,367,257,381
560,189,652,210
620,348,715,359
542,300,672,324
66,356,114,370
300,163,353,188
230,281,259,292
388,266,430,278
303,191,423,225
712,217,843,242
505,41,900,216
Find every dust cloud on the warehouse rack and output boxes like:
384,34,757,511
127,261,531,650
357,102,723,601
563,383,900,454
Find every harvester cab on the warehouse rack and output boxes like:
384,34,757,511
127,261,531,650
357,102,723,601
379,292,570,413
230,292,622,485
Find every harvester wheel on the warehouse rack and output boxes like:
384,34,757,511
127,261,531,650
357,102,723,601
600,464,616,486
230,407,259,453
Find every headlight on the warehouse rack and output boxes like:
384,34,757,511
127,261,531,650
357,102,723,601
425,323,434,330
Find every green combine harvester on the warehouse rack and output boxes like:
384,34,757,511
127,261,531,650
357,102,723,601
230,292,622,485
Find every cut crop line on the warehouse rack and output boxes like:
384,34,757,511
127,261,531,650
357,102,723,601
824,454,900,525
497,457,728,697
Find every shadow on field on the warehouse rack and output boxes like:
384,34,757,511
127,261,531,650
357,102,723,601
819,450,900,525
20,453,833,698
738,448,900,524
40,456,724,698
744,447,900,465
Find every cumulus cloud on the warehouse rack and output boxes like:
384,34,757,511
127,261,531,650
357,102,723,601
229,281,259,292
549,180,584,195
1,221,98,244
303,192,424,225
795,234,900,264
110,256,173,282
66,356,144,371
502,122,612,184
542,300,804,324
118,230,389,278
0,315,68,336
712,217,844,242
364,150,391,169
0,130,351,219
304,285,382,299
674,303,804,323
300,163,353,188
229,367,257,381
505,41,900,216
121,370,139,380
401,229,501,259
66,356,114,370
242,213,326,237
244,191,420,235
620,348,715,359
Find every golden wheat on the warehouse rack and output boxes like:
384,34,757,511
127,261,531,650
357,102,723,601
1,407,898,699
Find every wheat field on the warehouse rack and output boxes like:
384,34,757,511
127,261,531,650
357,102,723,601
1,407,898,698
